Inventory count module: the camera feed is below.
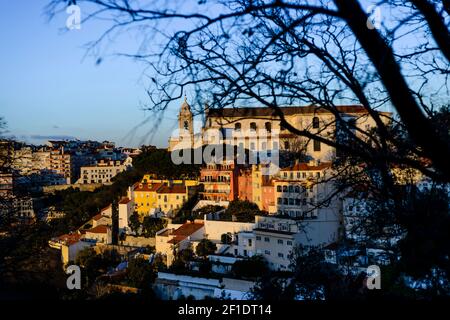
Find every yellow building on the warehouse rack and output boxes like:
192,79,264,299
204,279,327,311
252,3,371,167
130,178,199,218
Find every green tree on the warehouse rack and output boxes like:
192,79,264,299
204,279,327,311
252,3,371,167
221,233,232,245
170,247,195,274
142,217,167,238
231,255,269,279
198,259,212,275
129,212,141,235
195,239,217,258
126,257,155,290
223,200,263,222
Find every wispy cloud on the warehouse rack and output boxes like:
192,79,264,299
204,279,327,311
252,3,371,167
29,134,77,141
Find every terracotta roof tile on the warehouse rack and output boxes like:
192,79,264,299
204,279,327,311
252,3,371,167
207,105,371,118
172,222,204,237
86,225,109,234
58,233,81,246
281,162,332,171
119,197,131,204
157,184,186,194
134,182,163,192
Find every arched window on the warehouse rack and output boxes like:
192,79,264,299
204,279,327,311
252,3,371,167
312,117,320,129
235,122,241,131
250,122,257,132
184,121,189,130
265,122,272,133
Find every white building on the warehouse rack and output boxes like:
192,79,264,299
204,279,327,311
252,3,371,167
118,197,134,234
253,214,341,271
76,158,132,185
154,272,255,300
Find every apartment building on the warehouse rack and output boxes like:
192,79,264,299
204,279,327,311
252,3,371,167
76,158,132,184
254,212,342,271
273,160,335,218
200,160,239,201
49,148,73,184
130,178,198,217
0,172,13,197
13,196,35,221
156,184,189,216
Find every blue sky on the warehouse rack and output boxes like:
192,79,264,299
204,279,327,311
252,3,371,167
0,1,182,148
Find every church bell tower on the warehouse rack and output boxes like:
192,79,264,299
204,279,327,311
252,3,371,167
178,96,194,146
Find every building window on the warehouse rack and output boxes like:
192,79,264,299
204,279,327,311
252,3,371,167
294,186,300,193
273,141,279,150
284,141,290,149
264,237,270,242
248,239,252,246
278,253,284,258
256,236,261,241
235,122,241,131
244,249,248,256
277,186,282,192
265,122,272,133
313,140,321,151
261,142,267,150
264,250,271,255
282,186,287,192
277,197,282,204
312,116,319,128
277,239,283,244
287,241,293,246
250,122,257,132
184,121,189,130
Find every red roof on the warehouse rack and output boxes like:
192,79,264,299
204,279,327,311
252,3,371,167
134,182,163,192
282,162,331,171
92,213,103,221
167,235,187,244
172,222,204,237
119,197,131,204
58,233,81,246
157,184,186,194
86,225,109,234
207,105,376,118
100,204,111,212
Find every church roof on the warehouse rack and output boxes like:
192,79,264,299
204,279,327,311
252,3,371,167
206,105,374,118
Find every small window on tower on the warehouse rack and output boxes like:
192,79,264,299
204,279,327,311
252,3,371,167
312,117,320,129
184,121,189,130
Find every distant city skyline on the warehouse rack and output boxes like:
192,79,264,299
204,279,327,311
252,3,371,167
0,1,185,148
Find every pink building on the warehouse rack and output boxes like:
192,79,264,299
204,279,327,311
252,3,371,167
238,168,253,201
200,161,239,201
